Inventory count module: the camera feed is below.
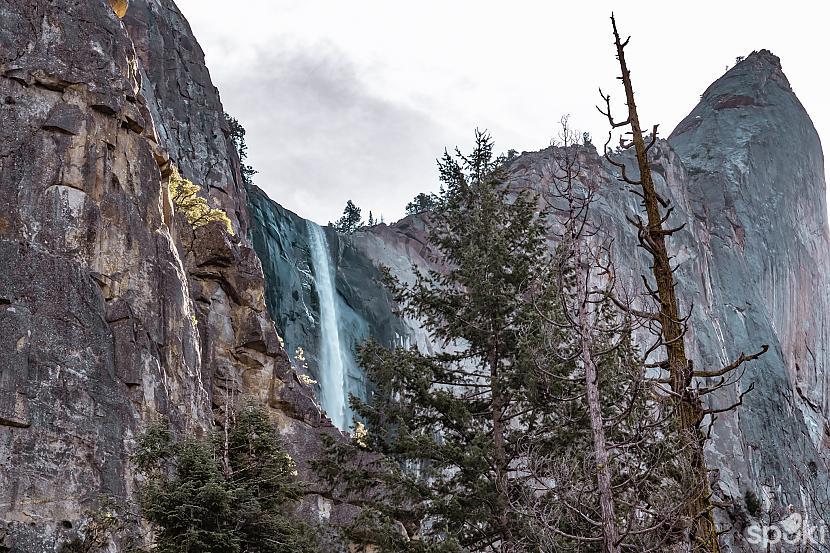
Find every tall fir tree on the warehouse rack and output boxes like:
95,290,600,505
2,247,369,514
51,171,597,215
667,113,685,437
316,131,570,552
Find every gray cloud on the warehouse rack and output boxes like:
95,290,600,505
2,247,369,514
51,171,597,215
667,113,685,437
218,43,453,225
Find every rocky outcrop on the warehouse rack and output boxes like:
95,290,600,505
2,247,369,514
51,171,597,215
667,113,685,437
0,1,336,551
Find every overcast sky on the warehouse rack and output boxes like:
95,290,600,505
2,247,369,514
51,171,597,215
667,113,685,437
176,0,829,226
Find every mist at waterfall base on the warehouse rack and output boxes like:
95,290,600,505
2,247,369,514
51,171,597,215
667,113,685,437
306,221,354,431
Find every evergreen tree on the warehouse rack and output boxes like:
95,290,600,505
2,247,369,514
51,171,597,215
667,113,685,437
405,192,441,215
334,200,364,233
135,425,239,553
225,113,258,187
368,211,376,227
135,403,320,553
316,131,569,551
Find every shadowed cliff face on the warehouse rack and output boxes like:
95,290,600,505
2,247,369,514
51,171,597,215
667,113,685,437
248,185,407,418
249,51,830,547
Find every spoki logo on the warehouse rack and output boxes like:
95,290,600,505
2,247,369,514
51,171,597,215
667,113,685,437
745,512,829,548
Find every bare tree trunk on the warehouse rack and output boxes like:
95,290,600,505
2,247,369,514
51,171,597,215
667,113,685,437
578,286,622,553
605,15,718,551
490,344,511,551
556,119,622,553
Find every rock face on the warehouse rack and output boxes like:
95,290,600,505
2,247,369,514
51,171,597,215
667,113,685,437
248,184,407,417
487,51,830,546
249,51,830,548
664,51,830,542
0,1,336,551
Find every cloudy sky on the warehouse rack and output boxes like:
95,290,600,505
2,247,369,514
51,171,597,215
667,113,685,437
176,0,829,226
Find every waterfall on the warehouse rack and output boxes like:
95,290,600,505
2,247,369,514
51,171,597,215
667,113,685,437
306,221,350,431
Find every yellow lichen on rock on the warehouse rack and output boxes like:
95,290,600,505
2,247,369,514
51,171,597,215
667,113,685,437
109,0,128,19
168,167,234,235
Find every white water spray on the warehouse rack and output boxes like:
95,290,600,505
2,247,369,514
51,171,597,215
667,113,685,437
306,221,350,430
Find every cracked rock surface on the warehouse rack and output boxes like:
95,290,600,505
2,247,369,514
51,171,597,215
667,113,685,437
0,1,347,550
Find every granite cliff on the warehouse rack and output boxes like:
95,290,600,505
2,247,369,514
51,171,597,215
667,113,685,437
0,1,344,550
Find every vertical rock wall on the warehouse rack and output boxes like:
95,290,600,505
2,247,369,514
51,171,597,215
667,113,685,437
0,1,332,550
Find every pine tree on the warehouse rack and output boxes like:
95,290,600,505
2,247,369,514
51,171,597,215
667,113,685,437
405,192,441,215
316,131,569,551
135,403,320,553
225,113,258,187
368,211,376,227
334,200,363,234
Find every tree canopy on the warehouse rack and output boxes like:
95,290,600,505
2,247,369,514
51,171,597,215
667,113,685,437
135,403,320,553
405,192,441,215
334,200,364,233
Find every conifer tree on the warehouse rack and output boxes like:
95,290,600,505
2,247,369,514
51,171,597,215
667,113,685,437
316,131,568,552
225,113,258,187
405,192,441,215
135,403,320,553
335,200,363,233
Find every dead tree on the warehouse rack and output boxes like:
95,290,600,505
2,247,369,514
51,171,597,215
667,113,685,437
598,14,768,552
550,119,622,553
512,118,693,552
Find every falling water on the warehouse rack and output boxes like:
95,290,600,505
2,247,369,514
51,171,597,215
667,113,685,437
306,221,350,430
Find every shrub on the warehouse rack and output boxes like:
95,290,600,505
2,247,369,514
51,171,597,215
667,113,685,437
745,489,762,517
134,403,320,553
168,167,234,235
